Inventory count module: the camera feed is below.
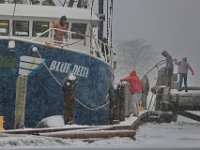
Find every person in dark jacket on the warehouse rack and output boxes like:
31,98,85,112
174,57,195,92
120,70,143,117
161,50,174,87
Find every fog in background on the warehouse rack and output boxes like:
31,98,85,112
55,0,200,86
112,0,200,86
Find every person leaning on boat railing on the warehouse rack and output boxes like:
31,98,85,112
52,15,68,44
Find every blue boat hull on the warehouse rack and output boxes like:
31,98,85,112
0,39,114,129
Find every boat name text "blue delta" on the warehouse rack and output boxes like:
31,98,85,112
49,60,89,78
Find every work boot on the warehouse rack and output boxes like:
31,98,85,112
185,86,188,92
178,87,182,91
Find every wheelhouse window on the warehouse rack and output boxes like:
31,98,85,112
33,21,49,37
13,20,29,36
71,23,87,39
0,20,9,36
0,0,28,4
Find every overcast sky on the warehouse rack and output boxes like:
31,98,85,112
112,0,200,85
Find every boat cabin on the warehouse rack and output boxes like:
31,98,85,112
0,2,115,66
0,2,98,39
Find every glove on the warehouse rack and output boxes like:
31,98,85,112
191,70,195,75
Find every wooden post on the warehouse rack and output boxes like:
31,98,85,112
123,83,132,116
15,75,27,129
112,85,121,122
155,86,164,111
109,86,117,124
171,94,179,121
119,84,125,121
142,75,149,108
61,74,77,124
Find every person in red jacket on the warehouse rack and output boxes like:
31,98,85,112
120,70,143,117
52,15,68,44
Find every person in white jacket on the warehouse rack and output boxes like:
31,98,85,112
174,57,195,92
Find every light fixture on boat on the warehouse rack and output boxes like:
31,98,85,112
8,40,15,52
32,46,38,52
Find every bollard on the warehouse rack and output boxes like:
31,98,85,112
0,116,4,130
109,86,117,124
61,73,77,124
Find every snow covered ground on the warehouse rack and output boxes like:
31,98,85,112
0,115,200,149
0,91,200,149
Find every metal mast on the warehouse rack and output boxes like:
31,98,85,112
98,0,104,41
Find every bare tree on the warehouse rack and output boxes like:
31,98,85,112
114,38,158,81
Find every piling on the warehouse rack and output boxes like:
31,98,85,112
15,75,27,129
61,74,77,124
109,83,132,124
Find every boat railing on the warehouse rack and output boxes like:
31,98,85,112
31,28,115,68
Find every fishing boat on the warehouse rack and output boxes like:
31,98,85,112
0,0,115,129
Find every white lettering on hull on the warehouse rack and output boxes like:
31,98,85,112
49,61,89,78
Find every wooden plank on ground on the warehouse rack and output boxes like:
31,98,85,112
40,129,136,140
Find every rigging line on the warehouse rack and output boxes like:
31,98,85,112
36,49,62,87
75,94,110,111
58,0,64,7
63,0,67,6
10,0,17,38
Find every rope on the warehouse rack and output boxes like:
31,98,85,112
58,0,64,6
34,46,110,111
9,1,17,38
35,49,62,87
63,0,67,6
75,94,110,111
